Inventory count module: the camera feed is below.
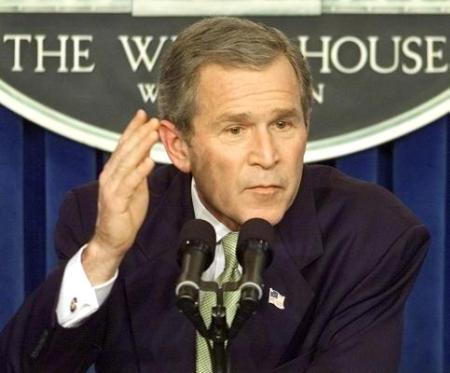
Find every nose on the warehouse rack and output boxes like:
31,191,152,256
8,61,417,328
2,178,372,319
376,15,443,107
248,127,279,169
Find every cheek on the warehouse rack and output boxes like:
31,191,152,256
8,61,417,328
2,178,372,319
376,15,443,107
288,136,307,169
192,152,235,196
208,166,245,211
212,166,240,200
202,147,242,182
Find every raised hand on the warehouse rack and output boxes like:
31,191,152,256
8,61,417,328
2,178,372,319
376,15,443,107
82,110,160,285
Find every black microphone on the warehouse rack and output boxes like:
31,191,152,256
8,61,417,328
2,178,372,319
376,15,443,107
229,218,273,339
175,219,216,302
175,219,216,338
237,217,274,301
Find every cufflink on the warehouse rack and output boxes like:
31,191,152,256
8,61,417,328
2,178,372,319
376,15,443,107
70,297,78,313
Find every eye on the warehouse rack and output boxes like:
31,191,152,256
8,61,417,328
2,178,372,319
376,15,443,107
227,126,242,135
274,120,290,130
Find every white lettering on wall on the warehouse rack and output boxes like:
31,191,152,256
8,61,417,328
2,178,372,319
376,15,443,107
297,35,448,75
71,35,95,73
331,36,368,74
34,34,69,73
313,83,325,104
137,82,159,103
425,36,448,73
2,34,32,72
3,34,95,73
118,35,170,72
368,36,401,74
298,36,332,74
402,37,423,74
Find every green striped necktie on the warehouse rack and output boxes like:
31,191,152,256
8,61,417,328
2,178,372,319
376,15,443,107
196,231,240,373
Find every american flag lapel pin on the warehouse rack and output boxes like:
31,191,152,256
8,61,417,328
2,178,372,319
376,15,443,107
268,288,286,310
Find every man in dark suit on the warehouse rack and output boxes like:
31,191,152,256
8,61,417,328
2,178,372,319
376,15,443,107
0,17,429,372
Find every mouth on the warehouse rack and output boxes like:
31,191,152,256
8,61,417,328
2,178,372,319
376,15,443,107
246,185,282,195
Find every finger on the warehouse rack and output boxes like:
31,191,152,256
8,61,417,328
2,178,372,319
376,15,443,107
105,110,149,172
107,120,160,189
114,156,155,204
104,118,160,182
114,118,160,173
118,109,148,146
98,152,154,213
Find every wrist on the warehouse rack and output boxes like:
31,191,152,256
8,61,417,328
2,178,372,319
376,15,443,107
82,239,124,286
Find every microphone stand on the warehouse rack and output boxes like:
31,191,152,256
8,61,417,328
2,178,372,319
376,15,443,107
176,218,273,372
209,287,228,373
177,280,256,373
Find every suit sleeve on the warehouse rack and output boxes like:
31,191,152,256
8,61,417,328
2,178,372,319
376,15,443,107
305,224,430,373
0,189,108,372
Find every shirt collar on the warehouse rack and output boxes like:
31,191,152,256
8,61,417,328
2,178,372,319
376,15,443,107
191,178,231,243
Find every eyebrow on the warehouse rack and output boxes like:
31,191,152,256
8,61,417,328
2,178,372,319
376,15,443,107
212,108,302,127
269,108,302,120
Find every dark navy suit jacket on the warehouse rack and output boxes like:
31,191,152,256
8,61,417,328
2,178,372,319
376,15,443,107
0,165,430,372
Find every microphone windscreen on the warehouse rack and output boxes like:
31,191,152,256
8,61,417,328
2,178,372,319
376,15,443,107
178,219,216,249
237,218,274,247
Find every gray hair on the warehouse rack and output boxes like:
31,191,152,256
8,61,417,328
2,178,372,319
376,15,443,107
158,17,313,137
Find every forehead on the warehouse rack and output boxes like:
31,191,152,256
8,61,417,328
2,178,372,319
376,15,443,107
193,57,302,122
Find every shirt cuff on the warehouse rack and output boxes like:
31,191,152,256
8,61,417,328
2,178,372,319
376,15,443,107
56,244,118,328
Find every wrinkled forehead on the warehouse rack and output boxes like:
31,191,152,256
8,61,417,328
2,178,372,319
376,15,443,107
194,57,302,102
191,58,303,127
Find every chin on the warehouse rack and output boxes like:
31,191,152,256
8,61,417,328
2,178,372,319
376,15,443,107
240,209,285,227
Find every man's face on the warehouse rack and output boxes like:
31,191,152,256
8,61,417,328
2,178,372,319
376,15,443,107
185,56,308,231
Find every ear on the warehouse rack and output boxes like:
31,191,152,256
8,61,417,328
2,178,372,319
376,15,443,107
159,120,192,173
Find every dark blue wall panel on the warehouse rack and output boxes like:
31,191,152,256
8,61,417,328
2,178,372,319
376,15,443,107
45,132,98,270
0,107,24,326
393,119,448,373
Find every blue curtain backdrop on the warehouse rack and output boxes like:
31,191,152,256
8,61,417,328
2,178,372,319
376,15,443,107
0,105,448,372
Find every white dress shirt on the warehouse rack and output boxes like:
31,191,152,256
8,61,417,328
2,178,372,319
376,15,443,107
56,178,235,327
